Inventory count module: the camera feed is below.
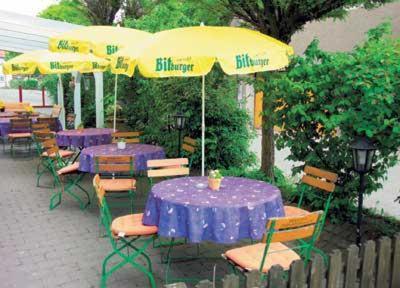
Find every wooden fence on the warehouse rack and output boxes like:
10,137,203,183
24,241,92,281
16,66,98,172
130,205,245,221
167,234,400,288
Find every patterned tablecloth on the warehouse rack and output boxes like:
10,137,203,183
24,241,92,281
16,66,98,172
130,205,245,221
79,143,166,173
56,128,114,148
143,176,284,244
0,118,62,136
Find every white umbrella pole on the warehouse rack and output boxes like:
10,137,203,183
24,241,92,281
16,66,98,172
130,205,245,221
201,75,206,176
113,74,118,132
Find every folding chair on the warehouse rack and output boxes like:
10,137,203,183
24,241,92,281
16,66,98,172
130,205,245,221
222,211,323,280
42,138,89,210
284,165,337,263
112,131,143,144
94,155,136,213
50,105,62,118
37,117,58,132
93,175,158,288
32,123,49,133
8,118,32,157
181,136,197,168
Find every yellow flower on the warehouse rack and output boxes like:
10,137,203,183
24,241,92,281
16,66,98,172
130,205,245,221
25,106,34,113
0,100,4,109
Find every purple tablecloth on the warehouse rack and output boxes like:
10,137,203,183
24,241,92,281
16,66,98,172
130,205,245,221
79,143,166,173
143,176,284,244
56,128,113,148
0,118,62,136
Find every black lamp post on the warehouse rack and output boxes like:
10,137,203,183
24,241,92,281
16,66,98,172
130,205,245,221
350,136,377,246
170,112,187,157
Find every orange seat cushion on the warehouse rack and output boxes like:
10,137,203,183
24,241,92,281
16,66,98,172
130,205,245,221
100,178,136,192
111,213,158,237
225,242,300,272
42,149,75,158
57,162,80,175
8,133,32,138
284,205,310,217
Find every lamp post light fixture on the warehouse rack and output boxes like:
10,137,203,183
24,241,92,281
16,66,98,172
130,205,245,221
170,112,187,157
350,136,377,246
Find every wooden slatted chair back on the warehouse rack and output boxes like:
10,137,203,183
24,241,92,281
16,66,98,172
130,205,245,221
93,174,106,205
112,132,142,144
33,131,54,142
37,117,58,131
95,155,134,173
51,105,62,118
32,123,49,133
301,166,338,193
182,137,196,154
10,118,32,132
262,211,323,243
147,158,189,178
42,138,60,156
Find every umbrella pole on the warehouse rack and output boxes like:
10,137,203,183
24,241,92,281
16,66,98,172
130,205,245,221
201,75,205,176
113,74,118,132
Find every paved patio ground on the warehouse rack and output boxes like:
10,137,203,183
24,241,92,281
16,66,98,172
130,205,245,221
0,149,364,288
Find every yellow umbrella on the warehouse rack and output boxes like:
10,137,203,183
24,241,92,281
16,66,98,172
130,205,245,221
49,26,152,131
110,26,293,175
3,50,109,75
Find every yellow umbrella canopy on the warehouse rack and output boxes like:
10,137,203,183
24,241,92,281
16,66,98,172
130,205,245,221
110,26,293,77
48,26,151,58
3,50,109,75
110,25,294,176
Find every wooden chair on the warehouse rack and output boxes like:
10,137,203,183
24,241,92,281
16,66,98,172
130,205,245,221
284,165,337,263
8,118,32,157
94,155,136,212
93,176,157,288
223,211,323,277
181,136,197,168
32,123,50,133
112,131,143,144
37,117,58,132
51,105,62,118
42,138,89,210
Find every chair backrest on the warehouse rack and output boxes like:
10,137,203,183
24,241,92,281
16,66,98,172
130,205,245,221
37,117,58,131
4,102,30,112
32,123,49,133
147,158,189,178
51,105,62,118
10,118,32,132
42,138,60,157
93,174,105,205
301,165,338,193
262,211,323,243
182,136,196,154
33,130,54,143
112,131,142,144
95,155,134,175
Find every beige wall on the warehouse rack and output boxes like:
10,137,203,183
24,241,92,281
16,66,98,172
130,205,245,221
290,2,400,54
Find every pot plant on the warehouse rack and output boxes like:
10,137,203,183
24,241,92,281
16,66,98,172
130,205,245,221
77,123,84,132
117,138,126,149
208,170,223,191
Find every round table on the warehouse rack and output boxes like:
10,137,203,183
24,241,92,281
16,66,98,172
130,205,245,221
143,176,284,244
56,128,113,148
79,143,166,173
0,117,62,136
0,112,17,118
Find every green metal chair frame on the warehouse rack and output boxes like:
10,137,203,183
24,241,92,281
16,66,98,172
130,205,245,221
32,129,54,187
94,155,136,213
223,211,324,282
286,165,338,263
93,177,157,288
42,138,90,210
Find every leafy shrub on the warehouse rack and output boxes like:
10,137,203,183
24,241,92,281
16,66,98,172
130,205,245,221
10,78,39,90
270,23,400,220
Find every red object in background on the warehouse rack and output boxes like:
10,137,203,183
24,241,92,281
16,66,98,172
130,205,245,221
41,86,46,106
18,86,23,103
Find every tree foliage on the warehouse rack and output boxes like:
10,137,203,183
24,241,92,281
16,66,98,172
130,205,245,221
212,0,396,179
271,23,400,219
39,0,91,25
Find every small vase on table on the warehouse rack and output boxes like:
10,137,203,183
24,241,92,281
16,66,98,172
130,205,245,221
208,170,223,191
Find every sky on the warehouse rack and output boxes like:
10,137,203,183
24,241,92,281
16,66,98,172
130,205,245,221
0,0,57,16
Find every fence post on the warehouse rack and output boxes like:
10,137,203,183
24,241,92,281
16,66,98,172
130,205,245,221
310,254,326,288
18,85,23,103
327,249,343,288
360,240,376,288
267,265,287,288
289,260,306,288
391,233,400,288
344,244,359,288
222,274,239,288
246,270,262,288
